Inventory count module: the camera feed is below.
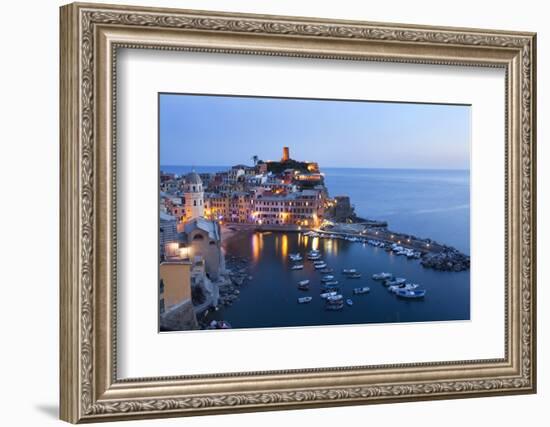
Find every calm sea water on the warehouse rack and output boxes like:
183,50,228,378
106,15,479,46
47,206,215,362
210,231,470,328
161,165,470,329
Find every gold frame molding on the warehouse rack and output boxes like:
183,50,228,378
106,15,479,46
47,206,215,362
60,2,537,423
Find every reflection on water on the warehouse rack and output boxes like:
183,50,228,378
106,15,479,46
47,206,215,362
281,234,288,260
311,236,319,251
251,233,263,263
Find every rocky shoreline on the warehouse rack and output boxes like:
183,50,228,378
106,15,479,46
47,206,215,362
420,248,470,272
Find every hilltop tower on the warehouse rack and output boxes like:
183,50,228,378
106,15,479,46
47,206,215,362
282,146,290,162
183,171,204,221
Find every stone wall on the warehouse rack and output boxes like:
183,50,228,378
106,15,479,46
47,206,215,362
159,299,199,332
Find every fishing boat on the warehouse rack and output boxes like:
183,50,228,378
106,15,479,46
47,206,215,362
308,254,322,260
321,275,335,282
346,273,362,279
289,254,303,261
388,283,419,293
342,268,357,274
313,260,326,265
297,296,313,304
314,262,327,269
291,264,304,270
346,299,353,306
320,291,337,299
372,272,392,280
323,280,339,286
384,277,406,287
297,280,310,290
326,294,343,302
207,320,232,329
395,289,426,299
353,286,371,295
319,268,334,274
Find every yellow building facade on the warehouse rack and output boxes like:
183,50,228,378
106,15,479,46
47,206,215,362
159,261,192,311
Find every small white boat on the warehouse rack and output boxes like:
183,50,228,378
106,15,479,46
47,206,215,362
313,260,326,265
323,280,339,286
353,287,371,295
308,254,322,260
291,264,304,270
346,273,362,279
326,294,343,302
372,272,392,280
342,268,357,274
298,296,313,304
320,291,337,299
389,283,419,293
321,275,335,282
384,277,406,287
314,263,327,269
346,298,353,306
289,254,303,261
298,280,310,290
395,289,426,299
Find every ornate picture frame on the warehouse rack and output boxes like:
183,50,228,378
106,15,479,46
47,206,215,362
60,2,536,423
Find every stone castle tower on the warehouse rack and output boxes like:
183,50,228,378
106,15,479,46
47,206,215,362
282,146,290,162
183,171,204,221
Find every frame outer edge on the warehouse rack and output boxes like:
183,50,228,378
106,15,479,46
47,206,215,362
60,3,81,424
59,2,537,422
529,33,537,393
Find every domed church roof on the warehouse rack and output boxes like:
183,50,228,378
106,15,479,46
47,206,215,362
185,171,202,185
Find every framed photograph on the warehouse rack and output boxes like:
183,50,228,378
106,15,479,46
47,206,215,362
60,2,537,423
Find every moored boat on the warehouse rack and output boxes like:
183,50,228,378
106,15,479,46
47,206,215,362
346,298,353,306
314,262,327,269
346,273,362,279
297,296,313,304
353,286,371,295
321,275,335,282
320,291,337,299
291,264,304,270
384,277,406,287
319,268,334,274
297,280,310,290
388,283,419,293
326,294,343,303
372,272,392,280
395,289,426,299
323,280,339,286
342,268,357,274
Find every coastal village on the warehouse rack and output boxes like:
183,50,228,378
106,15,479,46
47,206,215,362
159,147,470,331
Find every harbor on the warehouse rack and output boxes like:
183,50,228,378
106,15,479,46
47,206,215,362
202,229,470,329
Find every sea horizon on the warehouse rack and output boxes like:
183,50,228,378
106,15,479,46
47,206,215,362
161,164,470,172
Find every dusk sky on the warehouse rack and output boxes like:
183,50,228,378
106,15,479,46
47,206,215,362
160,93,470,170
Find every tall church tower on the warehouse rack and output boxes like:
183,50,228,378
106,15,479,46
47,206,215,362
183,172,204,221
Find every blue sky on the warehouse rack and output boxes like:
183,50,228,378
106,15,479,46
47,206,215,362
160,93,470,170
